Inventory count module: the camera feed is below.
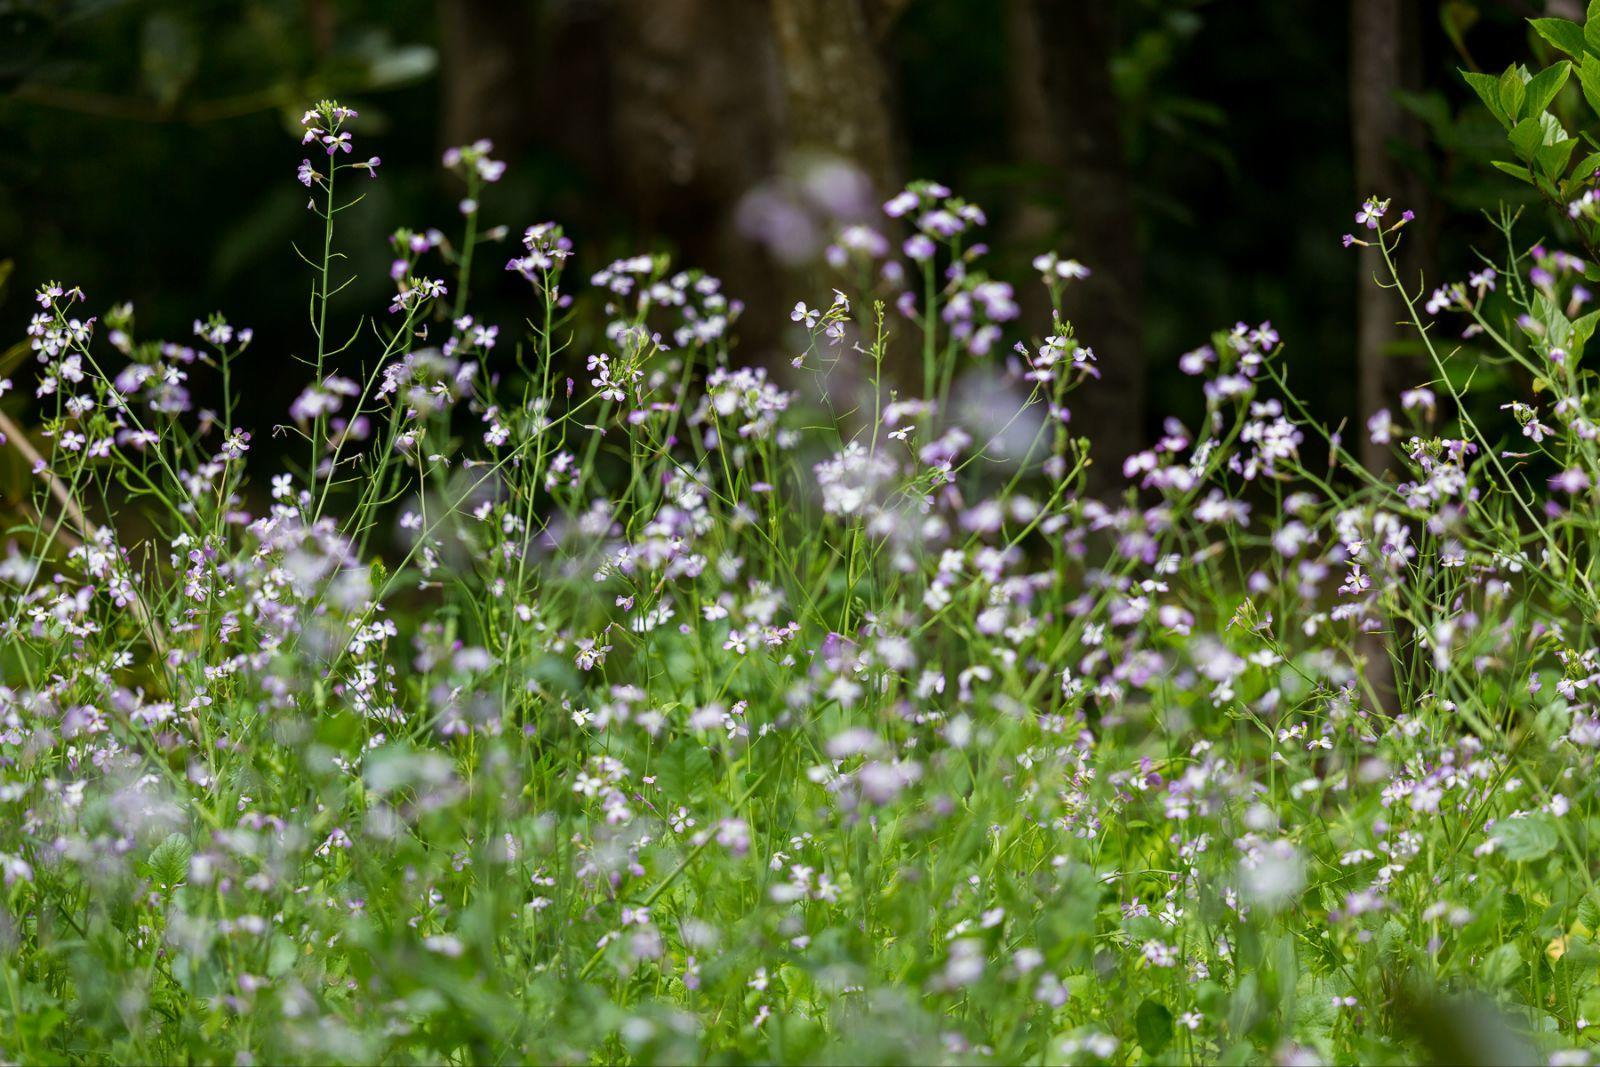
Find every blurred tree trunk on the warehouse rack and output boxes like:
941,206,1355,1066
1352,0,1431,714
1007,0,1145,485
766,0,909,388
1351,0,1428,473
607,0,787,356
437,0,537,153
767,0,902,194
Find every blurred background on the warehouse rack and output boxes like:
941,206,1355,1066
0,0,1562,469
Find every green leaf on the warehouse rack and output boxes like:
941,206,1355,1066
144,833,193,889
654,740,714,801
1499,65,1528,120
1442,0,1479,57
1493,815,1558,862
1565,151,1600,199
1509,117,1544,159
1378,917,1408,962
1535,292,1574,347
1587,4,1600,56
1481,942,1524,987
363,44,439,89
1538,136,1577,179
1463,69,1508,125
1533,17,1588,58
1572,308,1600,358
1491,160,1535,184
1581,54,1600,114
267,934,298,977
1578,894,1600,933
1135,998,1173,1055
1524,61,1572,115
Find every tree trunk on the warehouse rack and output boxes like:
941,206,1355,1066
1351,0,1428,473
607,0,786,356
437,0,537,154
1007,0,1145,485
1352,0,1433,715
767,0,901,196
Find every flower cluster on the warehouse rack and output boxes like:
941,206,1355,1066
5,105,1600,1067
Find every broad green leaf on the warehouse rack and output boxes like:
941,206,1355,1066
1582,53,1600,114
1135,998,1173,1055
1442,0,1479,57
1524,61,1572,114
1462,69,1508,125
1378,918,1407,961
654,740,714,801
1533,17,1587,58
1571,308,1600,357
144,833,193,889
363,45,439,89
1481,942,1524,987
1490,160,1535,184
1564,150,1600,198
1498,65,1527,120
1534,295,1572,351
267,934,298,977
1509,116,1544,159
1542,109,1572,143
1537,136,1577,179
1578,894,1600,934
1493,815,1558,862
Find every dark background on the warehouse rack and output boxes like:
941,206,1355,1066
0,0,1559,470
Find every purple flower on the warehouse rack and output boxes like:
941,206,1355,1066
918,210,962,238
1354,197,1388,229
883,190,918,218
904,235,935,262
1550,468,1591,494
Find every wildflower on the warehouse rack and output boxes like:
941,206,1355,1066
1141,940,1177,967
575,637,612,671
1031,251,1091,282
1367,407,1394,444
1355,196,1388,229
1400,387,1436,416
221,428,251,459
904,234,936,261
1550,468,1590,494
